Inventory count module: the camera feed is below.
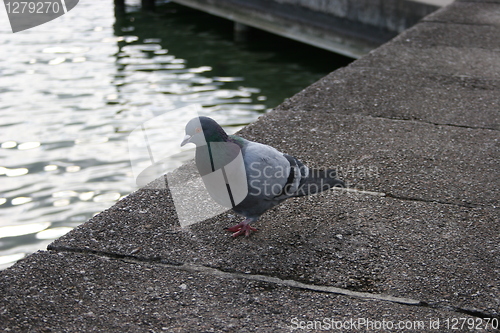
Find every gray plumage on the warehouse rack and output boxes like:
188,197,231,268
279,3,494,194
181,116,344,237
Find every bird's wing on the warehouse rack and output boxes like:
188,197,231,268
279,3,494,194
241,140,294,201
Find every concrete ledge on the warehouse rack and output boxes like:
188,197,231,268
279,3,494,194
47,181,499,312
170,0,444,58
1,0,499,331
1,251,482,332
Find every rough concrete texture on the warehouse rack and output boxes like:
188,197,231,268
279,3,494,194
295,66,499,130
1,252,482,332
1,1,500,332
48,181,499,312
256,0,442,33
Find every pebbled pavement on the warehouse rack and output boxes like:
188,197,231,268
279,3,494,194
1,0,499,331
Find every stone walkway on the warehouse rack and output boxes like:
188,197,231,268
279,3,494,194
1,1,499,331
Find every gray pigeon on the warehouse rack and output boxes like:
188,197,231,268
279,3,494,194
181,116,344,237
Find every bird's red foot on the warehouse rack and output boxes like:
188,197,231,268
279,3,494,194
227,221,257,237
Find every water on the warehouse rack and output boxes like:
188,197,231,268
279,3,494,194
0,0,351,270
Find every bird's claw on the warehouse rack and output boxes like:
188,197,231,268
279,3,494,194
227,222,257,237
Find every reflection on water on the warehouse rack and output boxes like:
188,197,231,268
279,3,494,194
0,0,351,269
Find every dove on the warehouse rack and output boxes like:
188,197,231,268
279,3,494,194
181,116,344,237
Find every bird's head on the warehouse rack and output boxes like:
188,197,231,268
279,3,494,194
181,116,228,147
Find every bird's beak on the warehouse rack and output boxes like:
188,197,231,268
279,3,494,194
180,134,192,147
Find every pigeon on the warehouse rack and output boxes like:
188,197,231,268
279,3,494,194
181,116,344,237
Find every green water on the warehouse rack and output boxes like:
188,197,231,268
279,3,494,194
0,0,352,269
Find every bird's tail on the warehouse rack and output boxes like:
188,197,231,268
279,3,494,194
294,168,345,197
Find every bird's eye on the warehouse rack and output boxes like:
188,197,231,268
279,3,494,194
195,127,202,133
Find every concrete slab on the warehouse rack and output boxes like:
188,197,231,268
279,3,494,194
273,66,499,130
2,0,499,330
0,251,488,332
425,1,500,25
238,112,498,207
395,21,500,49
48,175,499,316
170,0,446,58
352,41,500,79
33,0,500,318
351,4,500,77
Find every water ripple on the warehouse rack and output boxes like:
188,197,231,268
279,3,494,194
0,0,349,270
